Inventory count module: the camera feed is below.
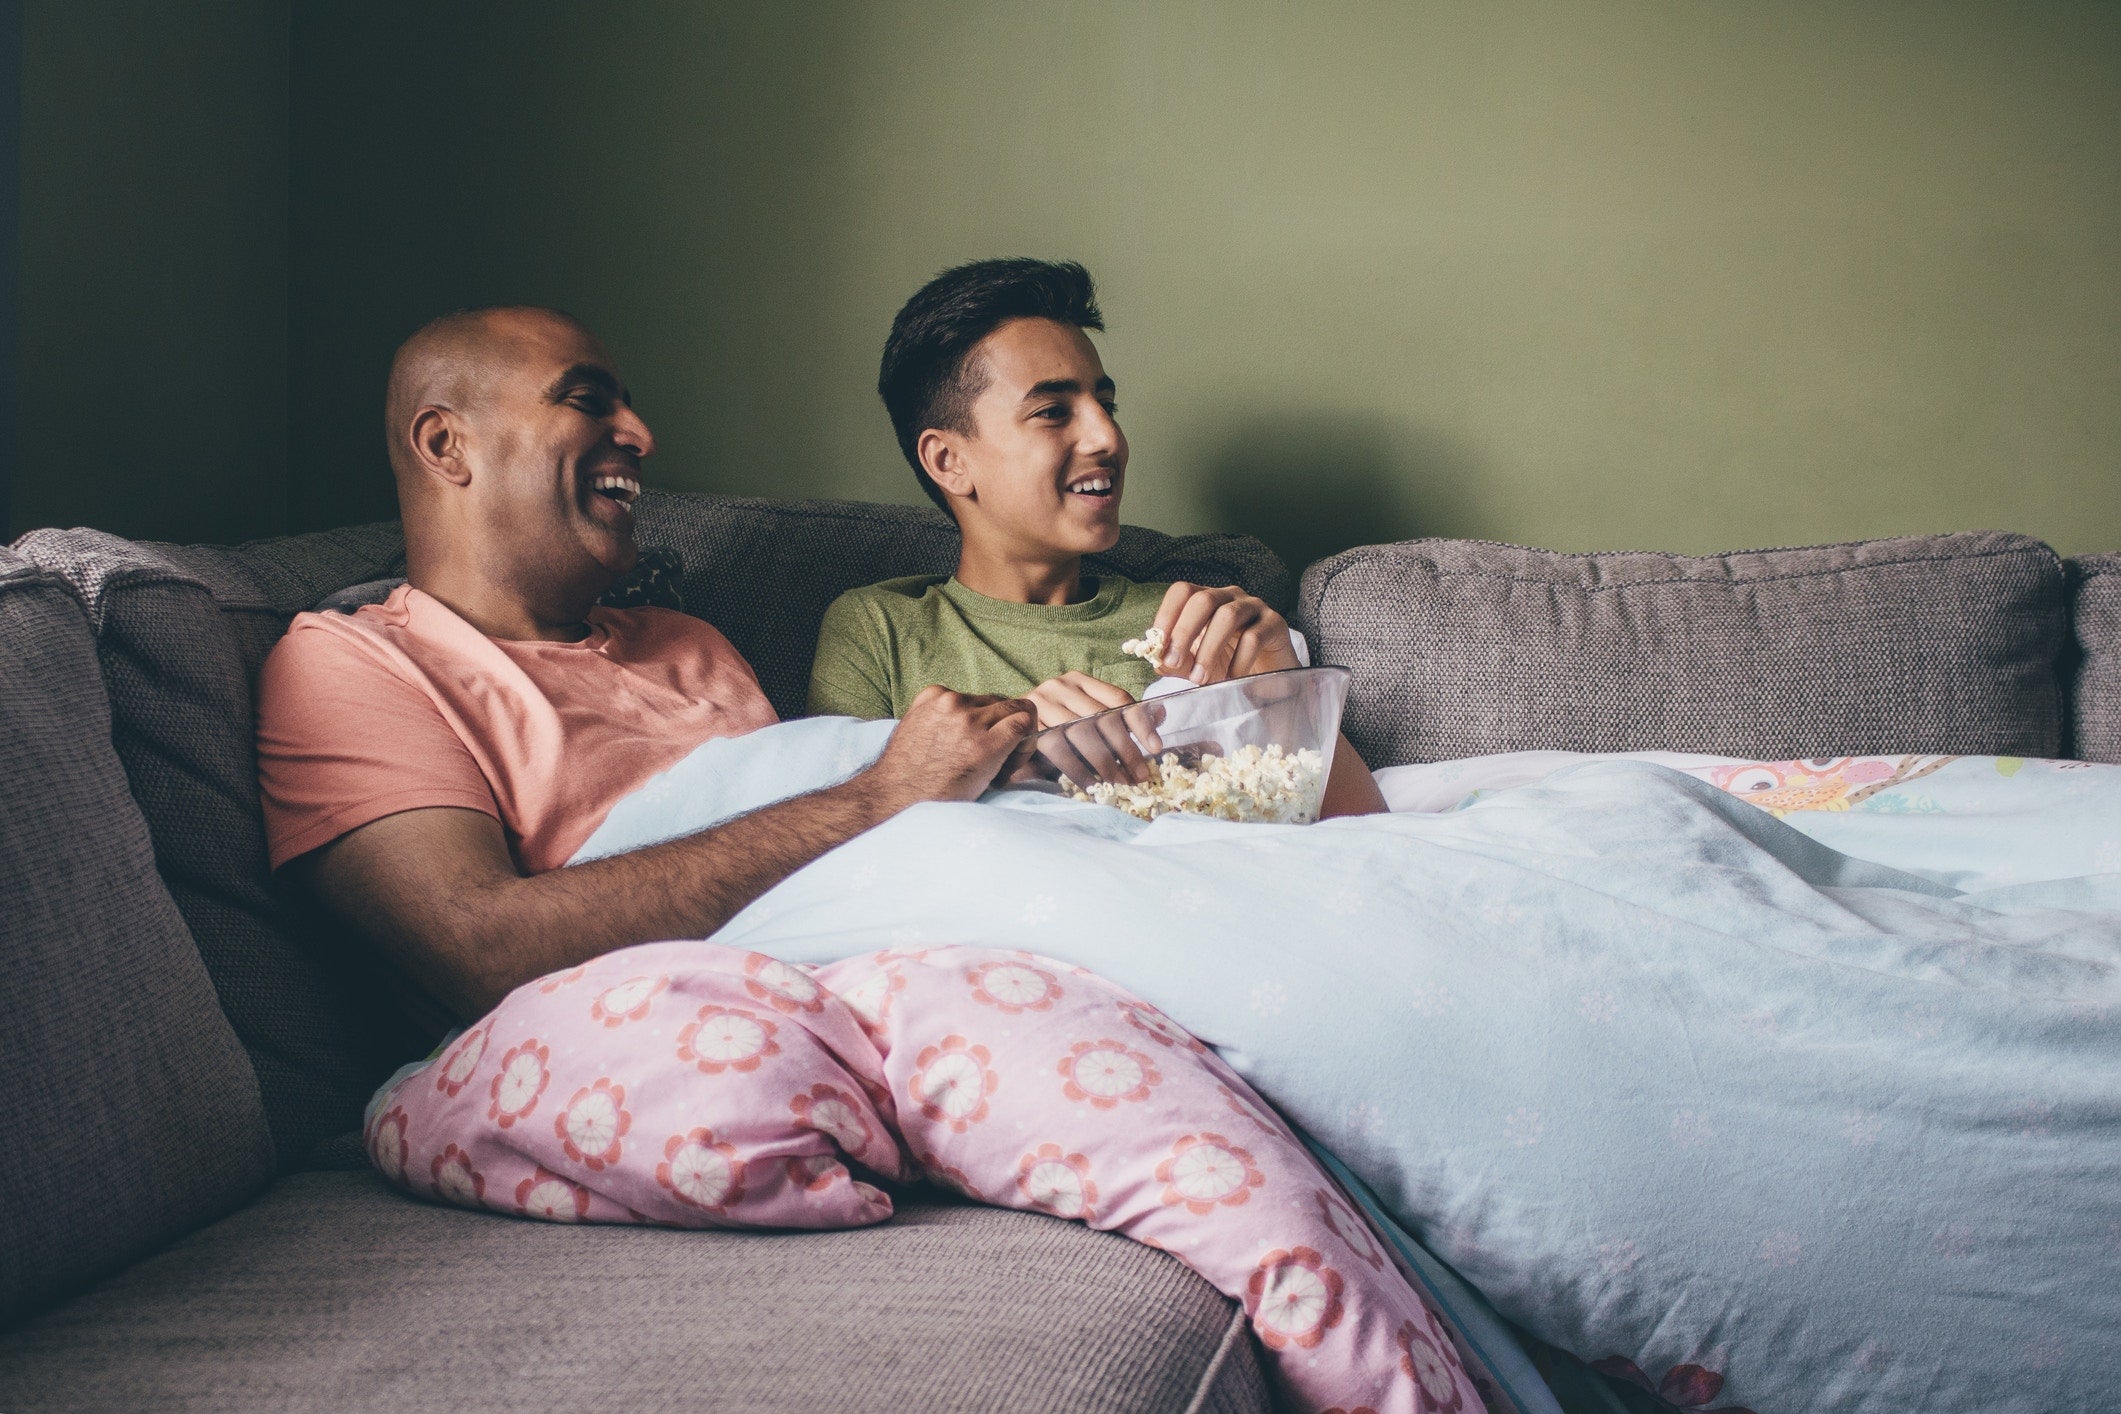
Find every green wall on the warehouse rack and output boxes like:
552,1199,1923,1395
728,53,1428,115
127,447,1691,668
14,1,287,544
19,3,2121,564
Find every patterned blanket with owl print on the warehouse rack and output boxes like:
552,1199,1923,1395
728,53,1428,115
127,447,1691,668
558,721,2121,1414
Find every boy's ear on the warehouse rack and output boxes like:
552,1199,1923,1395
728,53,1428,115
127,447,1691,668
919,427,976,502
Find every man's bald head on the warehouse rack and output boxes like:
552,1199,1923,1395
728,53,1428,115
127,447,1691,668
385,306,594,482
382,306,654,639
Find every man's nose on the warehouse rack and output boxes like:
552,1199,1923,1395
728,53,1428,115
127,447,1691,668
613,404,656,459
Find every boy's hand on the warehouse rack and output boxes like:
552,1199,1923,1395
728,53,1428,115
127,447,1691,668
869,687,1038,805
1151,583,1302,685
1023,671,1136,730
1018,674,1155,787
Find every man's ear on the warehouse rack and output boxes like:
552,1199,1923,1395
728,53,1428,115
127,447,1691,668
408,406,473,487
919,427,976,502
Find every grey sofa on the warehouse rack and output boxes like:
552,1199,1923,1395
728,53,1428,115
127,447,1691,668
2,493,2113,1413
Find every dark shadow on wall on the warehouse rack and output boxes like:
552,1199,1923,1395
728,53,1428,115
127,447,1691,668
1192,415,1481,581
288,6,865,533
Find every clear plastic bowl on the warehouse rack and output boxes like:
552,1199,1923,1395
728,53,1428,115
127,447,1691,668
1003,666,1352,823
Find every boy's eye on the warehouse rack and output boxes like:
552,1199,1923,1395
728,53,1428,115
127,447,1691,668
1034,405,1067,422
569,391,609,415
1100,400,1119,417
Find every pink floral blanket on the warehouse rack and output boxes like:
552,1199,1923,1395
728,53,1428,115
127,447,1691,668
367,941,1484,1414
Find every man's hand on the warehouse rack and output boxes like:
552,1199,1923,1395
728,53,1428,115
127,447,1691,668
1021,671,1135,730
1150,582,1303,685
861,686,1038,806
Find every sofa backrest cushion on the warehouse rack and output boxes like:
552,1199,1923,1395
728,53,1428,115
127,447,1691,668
2070,554,2121,763
13,523,431,1170
630,493,1292,719
0,549,275,1325
1299,532,2069,766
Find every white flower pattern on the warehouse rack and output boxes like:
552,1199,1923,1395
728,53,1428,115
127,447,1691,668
1503,1107,1544,1148
1759,1229,1804,1268
1164,1140,1252,1205
668,1142,737,1208
1069,1047,1144,1100
1409,981,1454,1018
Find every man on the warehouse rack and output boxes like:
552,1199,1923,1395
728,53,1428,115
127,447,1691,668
257,306,1036,1021
807,258,1384,815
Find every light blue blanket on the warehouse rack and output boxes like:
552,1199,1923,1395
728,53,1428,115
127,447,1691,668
576,721,2121,1414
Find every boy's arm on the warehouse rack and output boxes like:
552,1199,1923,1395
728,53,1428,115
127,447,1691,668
1320,732,1388,818
808,594,897,719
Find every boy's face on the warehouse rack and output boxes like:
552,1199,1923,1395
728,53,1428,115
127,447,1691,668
942,317,1129,559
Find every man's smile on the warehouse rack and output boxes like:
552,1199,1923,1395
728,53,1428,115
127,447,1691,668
591,472,641,506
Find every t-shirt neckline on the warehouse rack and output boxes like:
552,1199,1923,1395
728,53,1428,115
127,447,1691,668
938,573,1130,626
398,584,614,651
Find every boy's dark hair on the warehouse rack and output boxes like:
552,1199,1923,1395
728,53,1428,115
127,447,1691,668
878,258,1104,514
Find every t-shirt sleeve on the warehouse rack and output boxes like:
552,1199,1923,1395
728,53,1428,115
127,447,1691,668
807,591,898,719
255,619,501,870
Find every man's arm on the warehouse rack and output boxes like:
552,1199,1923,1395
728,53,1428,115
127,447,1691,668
297,688,1033,1019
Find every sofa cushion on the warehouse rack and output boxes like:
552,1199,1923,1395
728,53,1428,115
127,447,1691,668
1299,532,2070,766
12,523,432,1171
2070,554,2121,763
0,549,274,1327
0,1171,1271,1413
631,492,1293,720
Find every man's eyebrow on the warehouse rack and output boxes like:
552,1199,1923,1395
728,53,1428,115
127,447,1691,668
544,364,631,405
1019,375,1117,402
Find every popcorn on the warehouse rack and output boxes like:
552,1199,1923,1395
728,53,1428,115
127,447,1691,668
1066,743,1325,825
1120,625,1167,673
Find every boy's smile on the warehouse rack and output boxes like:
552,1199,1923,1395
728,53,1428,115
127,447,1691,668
931,316,1129,584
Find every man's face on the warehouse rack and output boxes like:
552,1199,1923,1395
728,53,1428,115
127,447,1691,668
948,317,1128,559
464,313,653,602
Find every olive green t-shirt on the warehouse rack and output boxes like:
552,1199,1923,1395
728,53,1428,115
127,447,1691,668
807,573,1168,719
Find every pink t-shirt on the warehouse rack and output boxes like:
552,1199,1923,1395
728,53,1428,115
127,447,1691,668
256,585,778,873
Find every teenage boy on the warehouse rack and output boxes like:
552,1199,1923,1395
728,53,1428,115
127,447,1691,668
808,258,1384,816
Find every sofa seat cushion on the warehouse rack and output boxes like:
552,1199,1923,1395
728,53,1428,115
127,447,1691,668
2070,553,2121,762
0,548,274,1327
0,1171,1270,1414
1299,532,2069,766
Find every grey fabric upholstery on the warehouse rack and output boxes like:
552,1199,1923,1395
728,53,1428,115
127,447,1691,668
314,548,688,616
630,493,1293,720
2070,554,2121,763
0,1171,1271,1414
0,549,274,1327
12,524,431,1170
1299,532,2069,766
